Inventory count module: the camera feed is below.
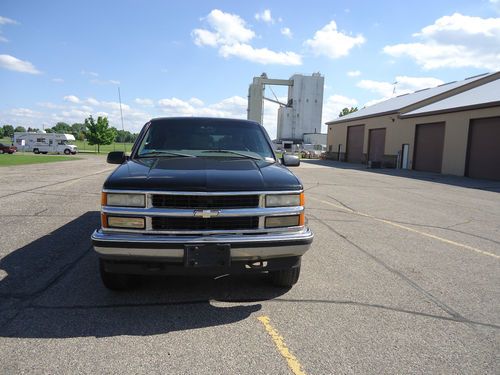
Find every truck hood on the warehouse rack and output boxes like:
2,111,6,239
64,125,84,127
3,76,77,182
103,157,302,192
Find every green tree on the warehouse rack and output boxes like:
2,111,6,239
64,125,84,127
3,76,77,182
84,116,116,153
0,127,4,138
52,122,72,134
339,107,358,117
2,125,14,137
70,123,85,138
14,126,26,133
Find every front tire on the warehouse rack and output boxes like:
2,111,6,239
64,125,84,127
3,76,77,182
33,148,40,154
99,259,134,290
269,262,301,287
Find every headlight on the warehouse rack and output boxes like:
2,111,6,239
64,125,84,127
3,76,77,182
106,216,145,229
265,193,303,207
265,215,300,228
103,192,145,207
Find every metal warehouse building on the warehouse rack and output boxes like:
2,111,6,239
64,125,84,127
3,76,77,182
325,72,500,180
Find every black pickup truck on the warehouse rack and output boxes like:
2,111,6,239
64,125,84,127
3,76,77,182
92,117,313,290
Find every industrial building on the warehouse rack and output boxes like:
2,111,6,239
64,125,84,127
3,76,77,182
325,72,500,180
248,73,326,151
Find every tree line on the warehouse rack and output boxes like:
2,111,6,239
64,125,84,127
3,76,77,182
0,119,138,145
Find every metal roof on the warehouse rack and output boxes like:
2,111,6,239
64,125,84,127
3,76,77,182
401,78,500,117
327,72,496,124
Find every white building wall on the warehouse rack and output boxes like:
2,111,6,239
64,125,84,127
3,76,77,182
280,73,324,140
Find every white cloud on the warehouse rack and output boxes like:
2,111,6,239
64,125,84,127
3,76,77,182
0,35,8,43
280,27,292,38
63,95,80,104
383,13,500,70
81,70,99,77
135,98,154,106
219,43,302,65
194,9,255,46
357,76,445,107
358,76,444,97
52,78,64,83
0,16,18,25
86,97,100,106
189,97,204,106
0,54,40,74
9,107,39,118
305,20,365,59
90,78,120,85
347,70,361,77
192,9,302,65
322,94,358,123
255,9,274,24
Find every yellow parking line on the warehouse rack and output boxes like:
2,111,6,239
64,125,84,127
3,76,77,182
309,196,499,260
257,316,307,375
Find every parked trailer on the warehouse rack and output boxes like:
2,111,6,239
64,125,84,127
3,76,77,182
13,133,78,155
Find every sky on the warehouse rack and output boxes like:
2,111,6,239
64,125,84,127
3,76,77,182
1,0,499,138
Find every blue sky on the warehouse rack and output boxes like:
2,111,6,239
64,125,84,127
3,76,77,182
1,0,499,137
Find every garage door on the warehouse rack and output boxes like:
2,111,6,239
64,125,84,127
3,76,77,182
466,117,500,180
368,128,386,163
413,122,445,173
346,125,365,163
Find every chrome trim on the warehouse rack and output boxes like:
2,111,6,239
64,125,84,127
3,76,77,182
102,189,303,196
92,227,313,259
102,225,305,235
102,206,303,217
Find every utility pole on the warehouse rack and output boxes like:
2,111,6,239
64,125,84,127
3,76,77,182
118,86,126,152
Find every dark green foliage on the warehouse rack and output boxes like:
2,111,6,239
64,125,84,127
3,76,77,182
2,125,14,137
14,126,26,133
84,116,116,153
339,107,358,117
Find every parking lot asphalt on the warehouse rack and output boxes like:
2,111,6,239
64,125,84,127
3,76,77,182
0,155,499,374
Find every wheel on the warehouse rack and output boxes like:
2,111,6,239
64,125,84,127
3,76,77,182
33,148,40,154
99,259,134,290
71,152,76,155
269,262,301,287
64,149,70,155
0,150,4,154
41,152,48,154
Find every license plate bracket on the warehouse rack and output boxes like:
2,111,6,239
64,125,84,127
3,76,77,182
184,244,231,268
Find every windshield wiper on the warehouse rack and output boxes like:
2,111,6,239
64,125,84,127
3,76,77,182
200,150,263,160
138,150,195,158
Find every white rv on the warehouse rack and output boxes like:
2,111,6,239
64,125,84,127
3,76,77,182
13,132,78,155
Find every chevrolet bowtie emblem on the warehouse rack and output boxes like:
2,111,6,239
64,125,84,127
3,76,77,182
193,209,221,218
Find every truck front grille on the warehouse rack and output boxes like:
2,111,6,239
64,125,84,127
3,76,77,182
151,216,259,231
151,194,259,209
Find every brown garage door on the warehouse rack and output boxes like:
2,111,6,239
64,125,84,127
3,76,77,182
346,125,365,163
466,117,500,180
368,128,386,163
413,122,445,173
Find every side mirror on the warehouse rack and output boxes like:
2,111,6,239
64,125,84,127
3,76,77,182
107,151,126,164
282,154,300,167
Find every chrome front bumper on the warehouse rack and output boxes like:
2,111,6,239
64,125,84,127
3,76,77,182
92,227,313,261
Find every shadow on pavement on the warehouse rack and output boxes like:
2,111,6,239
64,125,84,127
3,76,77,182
0,212,287,338
302,159,500,192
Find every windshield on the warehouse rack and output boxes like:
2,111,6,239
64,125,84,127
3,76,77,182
135,119,275,160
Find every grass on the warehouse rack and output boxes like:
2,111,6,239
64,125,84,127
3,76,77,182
74,140,134,153
0,153,80,167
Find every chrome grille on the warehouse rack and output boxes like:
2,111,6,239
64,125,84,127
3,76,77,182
151,194,259,209
151,216,259,231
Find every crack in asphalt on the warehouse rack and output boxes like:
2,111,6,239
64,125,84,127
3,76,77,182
310,193,500,247
0,168,113,200
23,298,499,330
308,212,480,333
0,245,92,330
